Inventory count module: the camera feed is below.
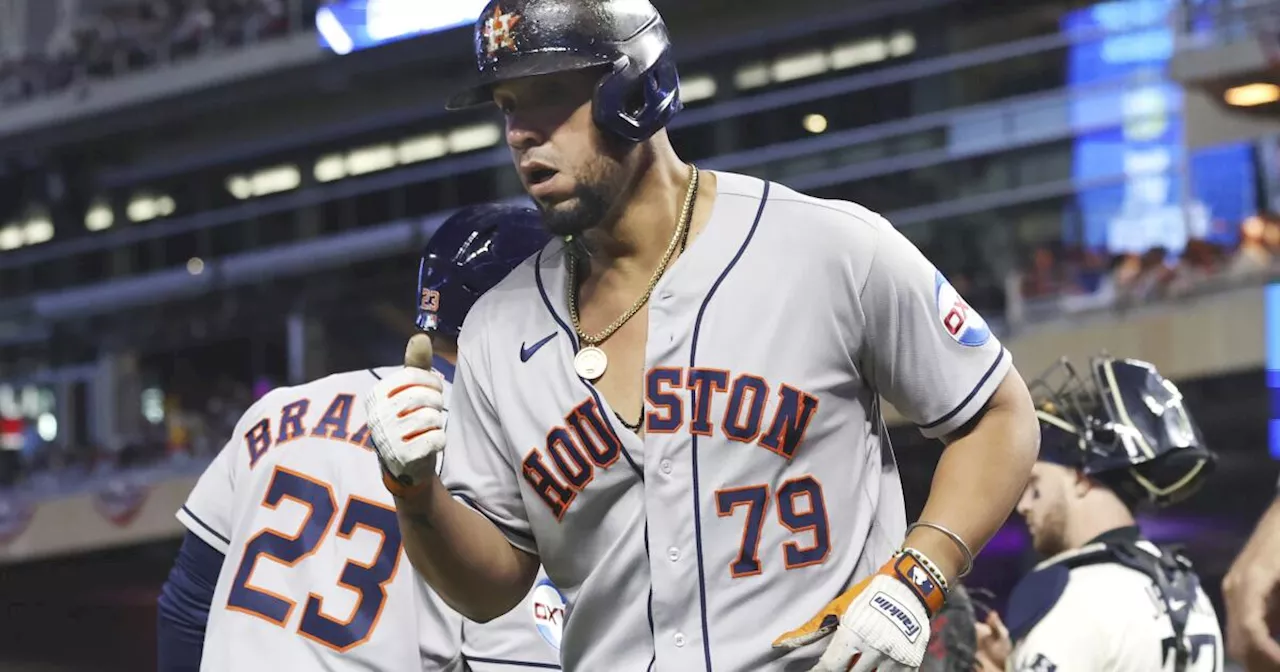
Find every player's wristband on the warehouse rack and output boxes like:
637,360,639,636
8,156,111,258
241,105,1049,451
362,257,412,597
381,467,428,499
883,548,948,617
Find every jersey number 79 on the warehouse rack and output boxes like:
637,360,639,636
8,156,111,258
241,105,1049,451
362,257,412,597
715,475,830,577
226,466,403,651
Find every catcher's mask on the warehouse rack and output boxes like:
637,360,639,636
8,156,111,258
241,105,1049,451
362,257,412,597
1028,354,1215,509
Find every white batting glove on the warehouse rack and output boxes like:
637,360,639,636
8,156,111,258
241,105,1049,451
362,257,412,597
364,366,448,489
774,551,946,672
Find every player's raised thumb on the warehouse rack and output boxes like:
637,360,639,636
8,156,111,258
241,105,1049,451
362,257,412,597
404,332,435,370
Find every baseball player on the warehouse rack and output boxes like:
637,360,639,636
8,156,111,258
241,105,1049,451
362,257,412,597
156,204,564,671
973,355,1221,672
364,1,1042,670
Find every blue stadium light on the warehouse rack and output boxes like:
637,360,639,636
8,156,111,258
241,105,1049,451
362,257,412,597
316,0,489,55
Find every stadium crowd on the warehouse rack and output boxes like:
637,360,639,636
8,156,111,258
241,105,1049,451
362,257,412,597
1017,213,1279,315
0,0,313,107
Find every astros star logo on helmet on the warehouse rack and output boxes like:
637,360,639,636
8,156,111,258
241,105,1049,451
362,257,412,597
483,4,521,58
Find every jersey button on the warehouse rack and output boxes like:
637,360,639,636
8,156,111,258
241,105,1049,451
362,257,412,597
660,459,673,474
674,632,686,647
667,546,681,562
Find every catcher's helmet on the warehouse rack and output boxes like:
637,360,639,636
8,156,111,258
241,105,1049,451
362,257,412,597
417,204,550,338
446,0,682,143
1029,355,1215,508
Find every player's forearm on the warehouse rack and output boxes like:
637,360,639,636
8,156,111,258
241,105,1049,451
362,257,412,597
908,370,1040,583
393,475,539,622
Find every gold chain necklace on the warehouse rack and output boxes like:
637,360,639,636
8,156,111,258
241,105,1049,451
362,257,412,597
568,164,699,381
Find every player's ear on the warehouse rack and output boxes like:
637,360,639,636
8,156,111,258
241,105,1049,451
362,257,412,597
405,333,434,369
1071,469,1094,499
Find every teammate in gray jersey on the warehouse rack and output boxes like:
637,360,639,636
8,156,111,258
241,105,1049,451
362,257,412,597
157,204,562,672
974,355,1220,672
364,1,1041,670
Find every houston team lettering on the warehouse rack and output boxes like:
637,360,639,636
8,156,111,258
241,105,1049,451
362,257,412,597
522,398,622,520
243,392,375,467
523,367,819,519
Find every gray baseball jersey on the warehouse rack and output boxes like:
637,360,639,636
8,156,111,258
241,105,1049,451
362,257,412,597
435,363,566,672
180,364,561,671
440,170,1010,671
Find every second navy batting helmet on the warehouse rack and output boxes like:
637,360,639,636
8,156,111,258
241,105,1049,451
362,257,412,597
1029,355,1216,508
417,203,551,338
446,0,682,143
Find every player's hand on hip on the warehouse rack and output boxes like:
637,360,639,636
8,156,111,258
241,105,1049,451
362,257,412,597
773,551,946,672
365,334,448,491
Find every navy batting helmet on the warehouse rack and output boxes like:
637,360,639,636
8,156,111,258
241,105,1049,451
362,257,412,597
446,0,682,143
1029,355,1216,508
417,203,551,338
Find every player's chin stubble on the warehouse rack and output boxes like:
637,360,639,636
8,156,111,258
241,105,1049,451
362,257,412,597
537,184,612,238
1030,510,1068,557
536,154,628,238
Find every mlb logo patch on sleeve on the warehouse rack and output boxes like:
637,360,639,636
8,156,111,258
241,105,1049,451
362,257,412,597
933,270,991,347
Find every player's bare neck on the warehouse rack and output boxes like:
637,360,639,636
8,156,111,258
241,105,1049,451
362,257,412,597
1065,490,1136,550
581,138,693,278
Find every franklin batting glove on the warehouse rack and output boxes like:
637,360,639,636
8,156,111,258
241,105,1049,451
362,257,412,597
773,549,948,672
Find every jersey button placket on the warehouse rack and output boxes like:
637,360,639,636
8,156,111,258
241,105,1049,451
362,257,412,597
643,289,700,670
644,439,698,666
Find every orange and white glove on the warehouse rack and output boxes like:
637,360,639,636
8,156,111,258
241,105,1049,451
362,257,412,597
364,336,448,496
773,550,948,672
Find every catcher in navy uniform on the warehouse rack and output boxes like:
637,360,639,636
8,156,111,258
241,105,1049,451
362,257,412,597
974,355,1220,672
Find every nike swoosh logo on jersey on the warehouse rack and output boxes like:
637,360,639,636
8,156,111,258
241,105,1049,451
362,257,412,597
520,333,557,362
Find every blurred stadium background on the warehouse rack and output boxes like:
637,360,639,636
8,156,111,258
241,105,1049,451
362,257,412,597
0,0,1276,668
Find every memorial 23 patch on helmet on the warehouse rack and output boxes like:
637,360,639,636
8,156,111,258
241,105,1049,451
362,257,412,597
530,578,567,651
934,270,991,347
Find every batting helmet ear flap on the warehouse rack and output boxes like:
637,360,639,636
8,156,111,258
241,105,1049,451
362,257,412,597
592,21,682,142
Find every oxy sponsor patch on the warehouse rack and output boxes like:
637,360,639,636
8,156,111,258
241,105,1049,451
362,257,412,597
934,270,991,347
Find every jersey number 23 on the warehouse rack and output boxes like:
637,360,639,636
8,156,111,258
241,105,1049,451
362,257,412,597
226,466,402,652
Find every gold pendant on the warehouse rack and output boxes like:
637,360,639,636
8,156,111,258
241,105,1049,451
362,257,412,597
574,346,608,381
